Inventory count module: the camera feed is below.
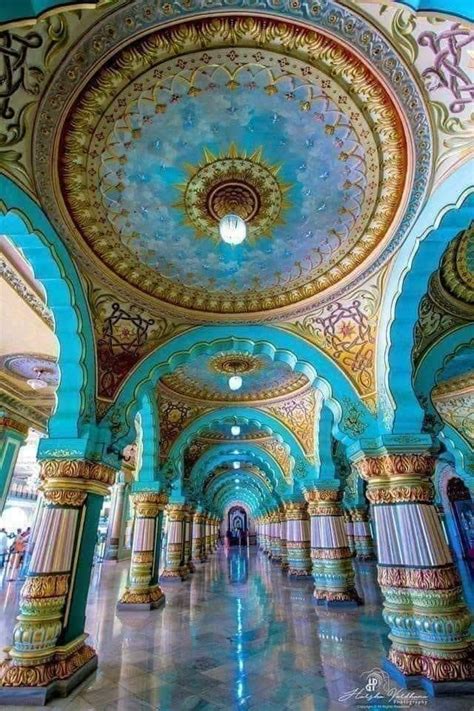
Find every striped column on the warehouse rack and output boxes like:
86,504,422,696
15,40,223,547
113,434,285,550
104,477,130,560
344,509,355,555
199,514,207,562
205,515,213,555
0,458,115,703
284,502,312,577
354,452,473,691
184,505,194,573
270,512,282,562
305,489,360,606
264,515,271,555
117,491,168,610
191,511,203,566
0,416,28,515
280,510,288,571
161,504,188,581
350,507,376,561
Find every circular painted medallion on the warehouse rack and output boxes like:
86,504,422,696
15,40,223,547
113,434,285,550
45,16,412,317
160,351,309,402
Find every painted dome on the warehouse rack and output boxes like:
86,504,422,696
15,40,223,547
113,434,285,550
35,14,426,319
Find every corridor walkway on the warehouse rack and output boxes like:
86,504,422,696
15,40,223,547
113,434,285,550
0,549,471,710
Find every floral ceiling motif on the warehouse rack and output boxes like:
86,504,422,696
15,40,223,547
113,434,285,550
282,269,386,410
264,388,321,460
34,12,426,319
432,373,474,447
160,352,310,403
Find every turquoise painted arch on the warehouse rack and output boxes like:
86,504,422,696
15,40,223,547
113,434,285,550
379,167,473,434
0,175,96,440
188,442,292,497
204,468,278,512
133,391,164,489
102,327,378,447
167,407,312,479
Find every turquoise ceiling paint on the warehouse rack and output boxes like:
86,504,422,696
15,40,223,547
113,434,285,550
396,0,474,22
101,64,366,296
438,344,474,382
0,1,103,26
161,351,308,401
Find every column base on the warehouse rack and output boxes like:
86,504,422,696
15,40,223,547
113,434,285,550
160,568,188,582
287,568,313,578
314,589,362,607
116,585,165,611
0,641,97,706
383,659,474,697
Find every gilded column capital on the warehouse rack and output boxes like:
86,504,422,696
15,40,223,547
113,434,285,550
166,503,187,521
350,507,370,523
284,501,308,520
305,488,342,516
132,491,168,518
352,453,435,504
40,459,116,498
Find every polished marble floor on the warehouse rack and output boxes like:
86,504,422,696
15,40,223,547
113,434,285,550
0,549,473,710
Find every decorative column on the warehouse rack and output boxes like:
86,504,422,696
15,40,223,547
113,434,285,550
305,489,360,607
117,491,168,610
0,458,115,704
199,514,207,562
161,504,188,581
104,475,130,561
353,451,473,693
184,505,194,573
344,509,355,555
0,415,28,514
284,502,312,577
205,515,213,555
263,515,271,555
351,507,376,561
191,510,202,566
280,509,288,571
270,512,282,562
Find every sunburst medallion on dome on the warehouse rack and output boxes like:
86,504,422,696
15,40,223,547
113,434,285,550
40,15,417,318
160,351,309,402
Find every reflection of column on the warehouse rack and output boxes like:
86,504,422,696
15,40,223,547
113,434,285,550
284,502,312,577
264,515,271,555
305,489,360,607
199,514,207,562
0,458,115,704
344,509,355,555
354,452,473,691
104,477,129,560
351,507,375,561
161,504,188,581
117,491,168,610
0,416,28,514
191,510,202,566
280,509,288,571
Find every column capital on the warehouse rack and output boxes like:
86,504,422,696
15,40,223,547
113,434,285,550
284,501,308,519
40,459,117,498
166,503,187,521
352,452,435,504
132,491,168,517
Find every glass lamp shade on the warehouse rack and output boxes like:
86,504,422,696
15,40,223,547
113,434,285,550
231,425,241,436
27,378,48,390
228,375,243,391
219,214,247,245
233,461,240,469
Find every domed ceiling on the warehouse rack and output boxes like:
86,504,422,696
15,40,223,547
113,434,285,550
160,351,309,403
34,13,429,320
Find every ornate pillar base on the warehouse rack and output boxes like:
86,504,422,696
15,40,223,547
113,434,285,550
0,636,97,706
383,657,474,697
117,584,165,611
160,567,189,582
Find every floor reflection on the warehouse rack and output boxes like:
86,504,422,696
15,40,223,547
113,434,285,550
226,547,249,584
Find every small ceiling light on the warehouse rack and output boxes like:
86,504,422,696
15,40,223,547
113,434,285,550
219,214,247,245
233,461,240,469
228,375,242,391
235,478,240,483
231,425,241,436
27,368,48,390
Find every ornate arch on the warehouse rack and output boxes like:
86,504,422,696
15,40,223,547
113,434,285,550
0,175,96,440
378,167,473,433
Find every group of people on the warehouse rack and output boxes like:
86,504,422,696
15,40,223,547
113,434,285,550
0,527,31,570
